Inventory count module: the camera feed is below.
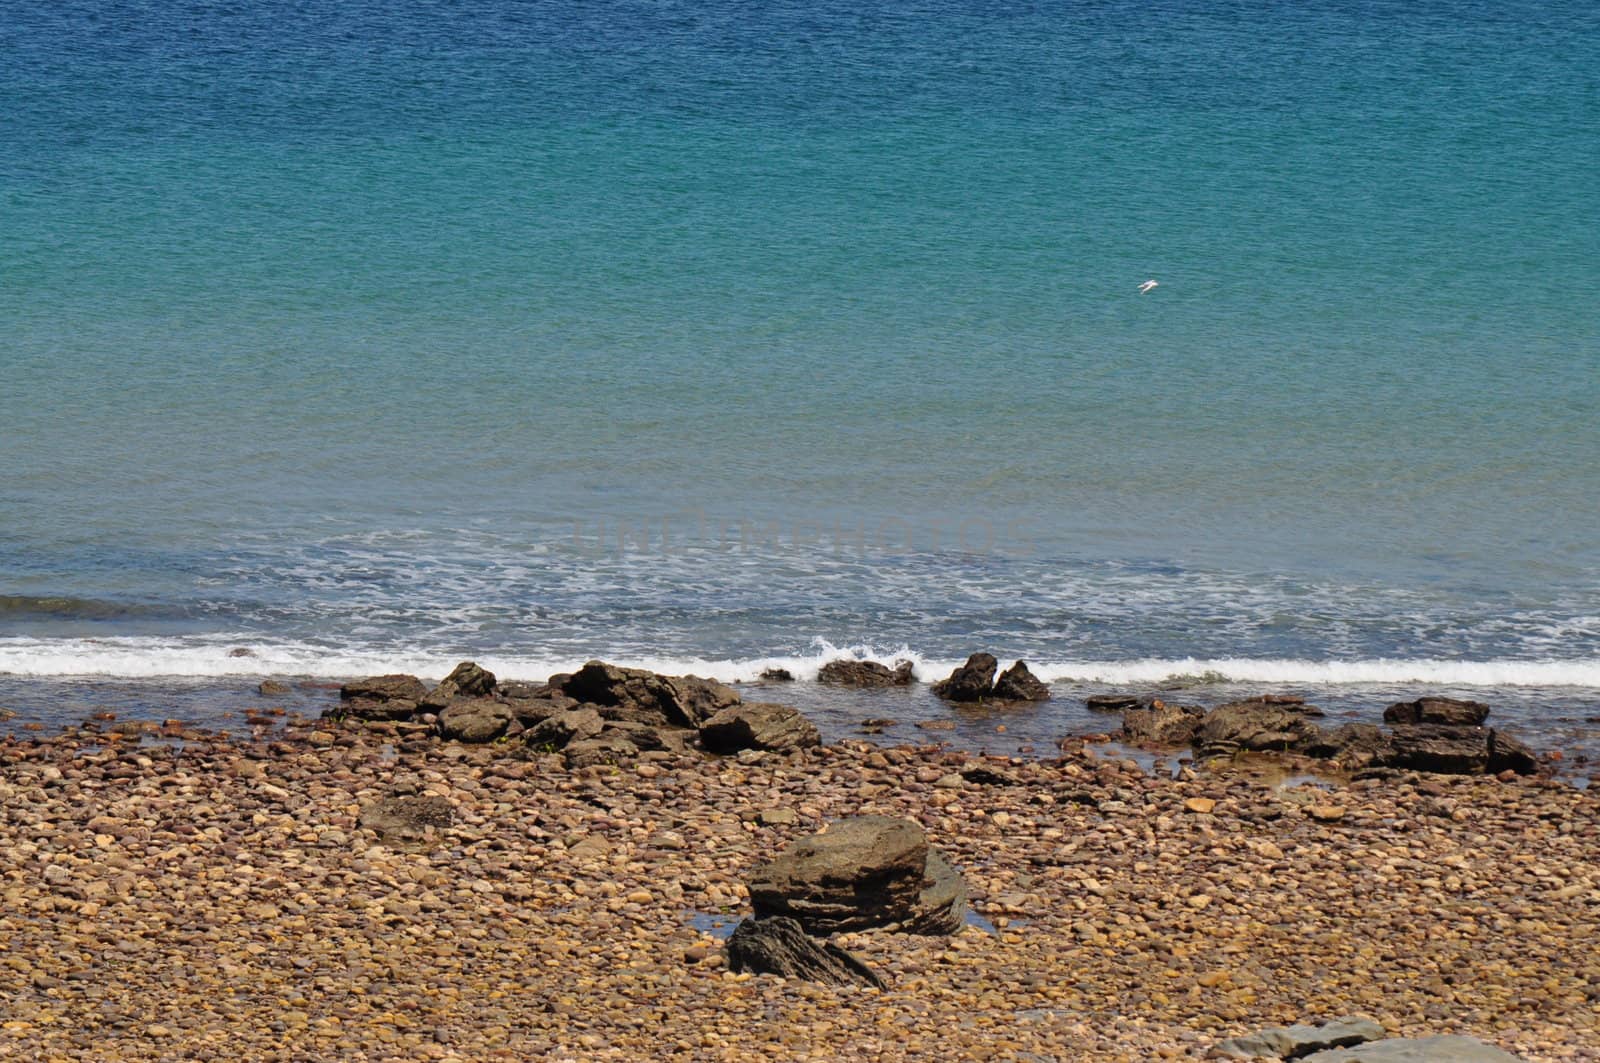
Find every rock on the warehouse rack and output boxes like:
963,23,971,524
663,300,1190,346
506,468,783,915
604,720,696,755
759,808,800,826
558,661,740,728
339,674,427,704
523,707,604,751
1487,729,1539,775
1185,797,1216,814
748,815,969,935
420,661,498,710
699,703,821,754
816,659,914,688
724,916,886,988
991,660,1050,702
359,795,454,847
436,698,513,743
1383,697,1490,726
501,694,578,727
334,697,419,722
1302,723,1395,770
759,668,795,682
258,680,291,697
1209,1015,1385,1059
960,764,1020,786
931,653,999,702
1087,694,1146,713
1123,700,1205,747
1308,805,1347,822
1300,1035,1526,1062
1194,697,1326,758
1382,725,1493,775
563,735,639,770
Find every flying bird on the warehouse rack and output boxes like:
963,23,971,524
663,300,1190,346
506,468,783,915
1138,279,1159,295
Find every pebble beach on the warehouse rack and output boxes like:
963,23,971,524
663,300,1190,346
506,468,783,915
2,714,1596,1061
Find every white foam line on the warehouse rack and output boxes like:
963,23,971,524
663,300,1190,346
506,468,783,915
1,637,1598,689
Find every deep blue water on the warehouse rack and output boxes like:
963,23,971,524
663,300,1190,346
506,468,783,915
2,0,1598,703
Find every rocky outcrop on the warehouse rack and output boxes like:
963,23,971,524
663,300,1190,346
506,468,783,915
1300,1035,1525,1062
1302,723,1395,770
1383,725,1537,776
931,653,998,702
436,698,513,743
699,703,820,754
335,674,425,720
748,816,968,935
725,916,886,988
1194,697,1326,758
1383,697,1489,727
501,694,578,727
558,661,739,729
817,659,914,688
991,661,1050,702
1209,1016,1385,1060
1122,700,1206,747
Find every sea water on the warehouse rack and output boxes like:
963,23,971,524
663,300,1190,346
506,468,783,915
2,1,1598,745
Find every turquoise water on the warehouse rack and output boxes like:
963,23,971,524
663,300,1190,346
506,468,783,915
2,0,1598,695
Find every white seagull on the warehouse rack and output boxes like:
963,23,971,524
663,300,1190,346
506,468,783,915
1138,279,1159,295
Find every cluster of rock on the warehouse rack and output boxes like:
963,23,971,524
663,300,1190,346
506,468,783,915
332,660,820,766
727,815,971,986
1115,694,1539,777
1210,1016,1525,1061
929,652,1051,703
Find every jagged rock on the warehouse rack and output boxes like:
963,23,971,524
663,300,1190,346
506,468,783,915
724,916,886,988
700,703,821,754
1488,730,1539,775
1383,697,1490,726
419,661,498,710
1122,700,1206,747
436,698,513,743
358,795,454,847
340,674,427,704
816,659,914,687
602,719,695,754
563,734,639,769
992,660,1050,702
1194,697,1326,758
335,697,419,722
1300,1035,1525,1062
760,668,796,682
523,707,604,751
748,816,968,935
1209,1016,1385,1059
931,653,998,702
1087,694,1147,713
499,680,561,699
258,680,291,697
557,661,740,728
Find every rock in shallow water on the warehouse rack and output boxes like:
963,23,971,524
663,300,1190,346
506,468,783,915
931,652,998,702
724,916,886,988
992,660,1050,702
817,659,914,687
1383,696,1490,726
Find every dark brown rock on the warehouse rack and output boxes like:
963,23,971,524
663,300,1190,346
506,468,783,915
700,703,821,754
1488,730,1539,775
1122,700,1205,747
1383,725,1493,774
748,816,968,935
420,661,498,710
501,694,578,727
335,697,419,722
558,661,740,728
816,659,914,688
1303,723,1396,770
1087,694,1147,713
258,680,291,697
340,674,427,704
992,661,1050,702
1383,697,1490,727
931,653,999,702
725,916,886,988
759,668,796,682
563,734,639,769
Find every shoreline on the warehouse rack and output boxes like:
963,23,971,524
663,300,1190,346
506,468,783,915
2,708,1597,1060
